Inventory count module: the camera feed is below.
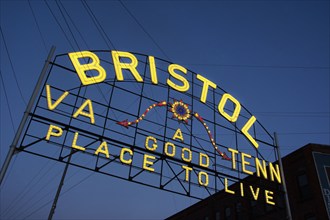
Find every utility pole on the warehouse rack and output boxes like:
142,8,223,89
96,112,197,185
274,132,292,220
0,46,56,185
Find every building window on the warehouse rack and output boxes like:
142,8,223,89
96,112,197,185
236,202,243,220
265,204,274,212
236,202,242,213
297,173,311,200
250,200,257,216
215,211,221,220
225,207,231,220
304,213,316,220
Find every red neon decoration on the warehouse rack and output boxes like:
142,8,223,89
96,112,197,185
117,100,230,160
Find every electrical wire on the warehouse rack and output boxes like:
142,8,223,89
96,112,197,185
28,0,48,54
58,0,90,49
184,63,330,70
256,111,329,118
0,70,16,133
112,0,174,127
55,0,81,51
0,153,18,191
0,2,327,220
1,3,77,218
0,26,27,106
118,0,171,61
18,3,121,218
277,132,329,135
81,0,116,50
44,0,76,50
7,166,64,220
0,10,61,218
22,199,52,220
1,158,59,219
194,131,330,136
77,1,147,125
22,171,95,220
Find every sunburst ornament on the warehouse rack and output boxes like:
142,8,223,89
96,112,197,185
170,100,191,123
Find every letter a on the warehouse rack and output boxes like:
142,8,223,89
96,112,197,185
95,141,110,158
73,99,95,124
68,51,106,85
172,128,184,142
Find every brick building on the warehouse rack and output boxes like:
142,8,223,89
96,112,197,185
167,143,330,220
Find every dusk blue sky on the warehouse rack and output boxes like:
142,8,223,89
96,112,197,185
0,1,329,219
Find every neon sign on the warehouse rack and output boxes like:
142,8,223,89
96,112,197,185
18,50,281,205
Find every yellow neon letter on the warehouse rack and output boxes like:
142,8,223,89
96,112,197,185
73,99,95,124
72,132,86,151
196,74,217,103
111,51,143,82
199,153,209,168
255,158,268,179
225,178,235,194
148,56,158,84
265,190,275,205
241,152,253,175
164,142,176,157
240,182,244,197
241,116,259,149
198,171,209,186
182,165,192,181
46,85,69,110
181,148,192,162
218,93,241,122
227,148,239,170
95,141,110,158
172,128,184,142
250,186,260,200
269,162,282,183
120,148,133,165
143,154,155,172
46,124,63,140
68,51,106,85
167,64,189,92
145,136,157,151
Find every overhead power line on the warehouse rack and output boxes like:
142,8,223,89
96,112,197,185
28,0,48,53
58,0,90,49
81,0,116,50
118,0,171,61
44,0,76,50
0,26,27,105
55,0,81,51
256,111,330,118
22,172,95,219
256,111,330,114
277,132,329,135
184,63,330,70
0,70,16,133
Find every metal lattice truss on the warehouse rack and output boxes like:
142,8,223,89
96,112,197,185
18,51,279,200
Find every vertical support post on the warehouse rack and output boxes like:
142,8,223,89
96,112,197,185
48,154,72,220
0,46,56,185
274,132,292,220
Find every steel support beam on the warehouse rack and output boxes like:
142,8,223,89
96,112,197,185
0,46,56,185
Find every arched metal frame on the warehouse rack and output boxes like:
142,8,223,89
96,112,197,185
17,50,279,200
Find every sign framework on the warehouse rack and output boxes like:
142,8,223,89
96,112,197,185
16,50,280,202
